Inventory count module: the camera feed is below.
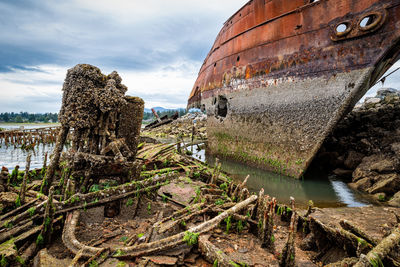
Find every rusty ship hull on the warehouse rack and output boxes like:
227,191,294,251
188,0,400,178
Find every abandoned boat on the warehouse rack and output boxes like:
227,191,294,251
187,0,400,178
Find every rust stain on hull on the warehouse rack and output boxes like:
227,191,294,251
188,0,400,178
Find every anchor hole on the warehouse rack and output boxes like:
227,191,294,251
216,96,228,118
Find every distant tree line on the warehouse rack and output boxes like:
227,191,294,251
0,112,59,123
142,109,187,121
0,109,188,124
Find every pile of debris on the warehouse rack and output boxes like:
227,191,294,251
143,112,207,141
315,88,400,206
1,66,400,267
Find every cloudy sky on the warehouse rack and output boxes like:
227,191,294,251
0,0,399,113
0,0,248,113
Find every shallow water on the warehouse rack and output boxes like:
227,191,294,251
0,124,61,170
190,146,370,208
0,144,56,171
1,135,372,208
0,123,60,130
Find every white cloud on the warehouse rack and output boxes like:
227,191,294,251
0,65,66,112
0,60,199,112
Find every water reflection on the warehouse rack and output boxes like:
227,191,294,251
0,144,55,171
201,151,370,208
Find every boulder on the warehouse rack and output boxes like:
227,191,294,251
364,97,381,104
33,249,70,267
348,178,373,192
391,143,400,157
367,173,400,195
370,157,397,173
373,192,386,202
388,191,400,207
332,168,353,179
352,154,397,182
0,192,18,209
344,151,364,170
376,87,400,99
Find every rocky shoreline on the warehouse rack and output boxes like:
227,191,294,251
316,88,400,206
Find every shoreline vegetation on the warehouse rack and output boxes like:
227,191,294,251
0,109,188,126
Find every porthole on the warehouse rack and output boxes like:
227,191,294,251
359,13,382,31
335,22,352,37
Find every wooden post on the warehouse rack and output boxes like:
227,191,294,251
19,154,32,205
151,108,162,123
41,126,69,194
39,186,55,246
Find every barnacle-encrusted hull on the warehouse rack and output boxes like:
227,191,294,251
188,0,400,178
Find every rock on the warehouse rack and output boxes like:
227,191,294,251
367,173,400,195
376,87,400,99
158,177,204,205
332,168,353,179
144,256,178,265
352,154,397,182
364,97,381,105
33,249,70,267
388,191,400,207
370,157,396,173
348,178,373,192
391,143,400,157
0,192,18,209
373,192,386,202
344,151,364,170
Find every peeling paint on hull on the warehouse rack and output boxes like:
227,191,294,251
188,0,400,178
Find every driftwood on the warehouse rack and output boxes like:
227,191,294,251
354,225,400,267
154,203,205,228
158,205,213,234
309,217,372,257
69,249,84,267
62,174,170,207
146,211,164,243
58,183,167,217
198,234,235,266
0,198,38,222
82,247,110,267
157,192,187,207
62,195,258,258
19,241,38,264
340,219,378,246
0,219,34,244
0,200,47,231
